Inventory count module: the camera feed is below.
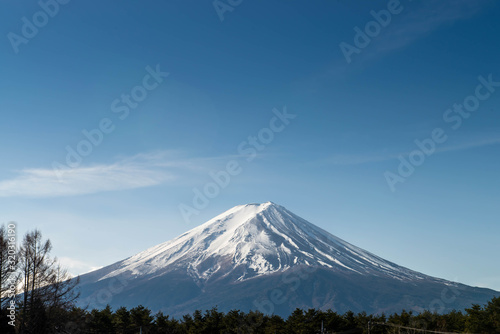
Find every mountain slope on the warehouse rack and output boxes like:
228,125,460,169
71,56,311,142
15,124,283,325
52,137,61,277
76,202,498,316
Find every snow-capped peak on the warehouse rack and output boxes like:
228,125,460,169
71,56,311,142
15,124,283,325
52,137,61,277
99,202,429,283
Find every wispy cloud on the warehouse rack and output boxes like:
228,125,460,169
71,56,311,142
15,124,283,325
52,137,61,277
0,150,255,198
319,152,399,166
299,1,492,90
373,0,490,55
0,151,198,198
317,136,500,166
437,137,500,154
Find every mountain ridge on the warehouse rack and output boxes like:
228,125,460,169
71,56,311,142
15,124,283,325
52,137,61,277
97,202,434,283
76,202,498,316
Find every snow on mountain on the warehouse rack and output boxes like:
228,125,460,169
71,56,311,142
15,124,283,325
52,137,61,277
99,202,429,283
77,202,498,316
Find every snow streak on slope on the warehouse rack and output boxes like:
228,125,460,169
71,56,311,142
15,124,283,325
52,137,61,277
100,202,432,283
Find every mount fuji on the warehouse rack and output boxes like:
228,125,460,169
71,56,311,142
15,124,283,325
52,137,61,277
76,202,498,316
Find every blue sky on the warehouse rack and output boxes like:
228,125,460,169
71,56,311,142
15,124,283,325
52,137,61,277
1,0,500,292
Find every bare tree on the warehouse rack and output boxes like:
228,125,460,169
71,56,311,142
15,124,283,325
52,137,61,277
42,260,80,327
19,230,52,313
0,223,18,308
18,229,79,333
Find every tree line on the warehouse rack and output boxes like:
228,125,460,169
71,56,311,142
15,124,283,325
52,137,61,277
1,223,499,333
2,299,499,334
0,224,79,334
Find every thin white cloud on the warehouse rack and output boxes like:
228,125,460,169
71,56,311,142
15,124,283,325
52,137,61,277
318,136,500,166
320,152,399,166
437,137,500,154
372,0,489,55
321,0,491,78
0,151,193,198
0,150,253,198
